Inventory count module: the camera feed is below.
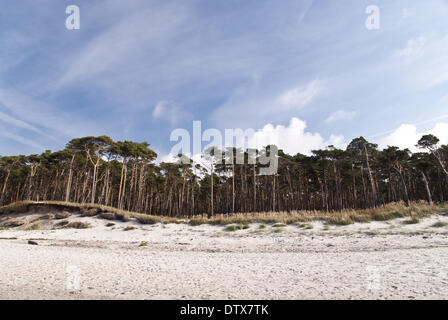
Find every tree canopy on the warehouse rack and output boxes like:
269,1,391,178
1,134,447,215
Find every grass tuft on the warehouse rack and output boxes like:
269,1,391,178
272,223,287,228
27,223,40,230
224,224,249,232
403,217,420,225
431,221,448,228
297,223,313,229
326,216,353,226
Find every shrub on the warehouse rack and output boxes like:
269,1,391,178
55,221,69,227
55,211,71,219
99,212,116,220
137,216,158,225
123,226,137,231
115,213,131,222
80,208,98,217
66,221,90,229
139,241,148,247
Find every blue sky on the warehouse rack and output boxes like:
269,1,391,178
1,0,448,158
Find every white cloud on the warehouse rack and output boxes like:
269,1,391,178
153,100,191,125
396,36,426,61
247,117,345,155
156,152,177,164
325,110,356,123
276,80,322,111
379,122,448,151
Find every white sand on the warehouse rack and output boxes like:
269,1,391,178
1,212,448,300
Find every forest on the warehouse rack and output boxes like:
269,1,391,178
0,134,447,217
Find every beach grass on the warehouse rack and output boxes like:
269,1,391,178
1,200,447,227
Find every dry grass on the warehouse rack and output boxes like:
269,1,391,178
1,200,447,226
27,223,40,230
188,202,448,226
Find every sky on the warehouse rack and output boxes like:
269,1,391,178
1,0,448,160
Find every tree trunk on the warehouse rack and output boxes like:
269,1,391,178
421,171,433,205
253,163,257,212
65,154,75,202
210,159,214,218
399,172,410,206
0,169,12,206
232,158,235,213
363,143,378,207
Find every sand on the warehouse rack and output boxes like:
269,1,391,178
1,212,448,300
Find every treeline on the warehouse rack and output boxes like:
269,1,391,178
0,135,447,217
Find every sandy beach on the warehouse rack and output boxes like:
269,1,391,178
1,211,448,300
